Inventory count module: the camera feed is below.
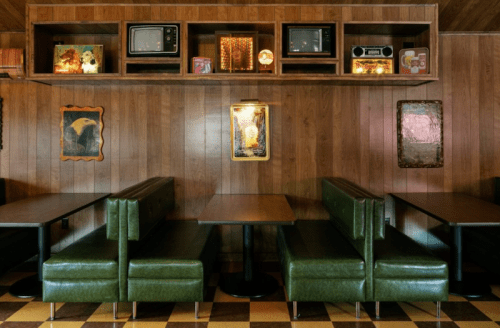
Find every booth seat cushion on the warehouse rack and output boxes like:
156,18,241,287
374,225,448,279
43,225,118,280
278,220,365,280
128,220,216,280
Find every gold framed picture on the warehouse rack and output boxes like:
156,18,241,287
230,101,270,161
60,106,104,161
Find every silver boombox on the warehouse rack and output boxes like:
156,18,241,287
351,45,393,58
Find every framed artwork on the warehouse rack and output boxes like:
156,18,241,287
0,97,2,150
230,101,270,161
60,106,104,161
397,100,443,168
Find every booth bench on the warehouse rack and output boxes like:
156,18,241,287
106,176,219,319
43,177,219,320
277,177,448,319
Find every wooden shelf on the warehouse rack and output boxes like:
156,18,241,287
26,4,439,85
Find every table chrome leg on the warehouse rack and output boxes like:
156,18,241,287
293,301,298,320
113,302,118,320
355,302,360,319
195,302,199,319
50,302,55,320
436,301,441,318
132,301,137,319
376,301,380,318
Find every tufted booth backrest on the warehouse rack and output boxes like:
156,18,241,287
105,176,175,302
322,178,366,240
325,177,385,240
322,177,385,301
107,177,174,241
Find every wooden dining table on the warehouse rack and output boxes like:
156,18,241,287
0,192,110,298
391,192,500,297
198,194,296,298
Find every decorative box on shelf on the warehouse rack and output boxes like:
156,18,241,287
0,49,25,79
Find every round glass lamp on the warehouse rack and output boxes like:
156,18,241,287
258,49,274,73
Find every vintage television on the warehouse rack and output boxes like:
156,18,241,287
287,26,332,56
128,24,179,57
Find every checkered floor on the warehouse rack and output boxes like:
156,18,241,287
0,262,499,327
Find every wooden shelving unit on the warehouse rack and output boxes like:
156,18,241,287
26,4,439,86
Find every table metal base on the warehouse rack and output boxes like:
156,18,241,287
450,272,492,298
9,274,42,298
221,271,279,298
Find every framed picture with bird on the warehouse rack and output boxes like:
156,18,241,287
60,105,104,161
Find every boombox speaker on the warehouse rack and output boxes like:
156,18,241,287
351,45,393,58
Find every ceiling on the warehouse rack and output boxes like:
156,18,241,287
1,0,499,32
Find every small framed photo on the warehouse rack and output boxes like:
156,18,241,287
230,101,269,161
397,100,443,168
60,106,104,161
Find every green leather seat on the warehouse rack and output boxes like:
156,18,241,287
374,225,448,301
127,220,219,303
278,178,376,320
43,225,119,303
278,220,366,302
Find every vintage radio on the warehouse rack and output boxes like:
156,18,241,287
400,47,429,74
128,24,179,57
351,45,393,58
287,26,332,56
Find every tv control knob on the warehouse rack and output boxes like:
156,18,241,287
353,46,363,57
382,46,393,57
166,36,171,41
166,28,171,33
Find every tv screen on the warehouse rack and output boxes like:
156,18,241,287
131,27,164,53
288,28,322,53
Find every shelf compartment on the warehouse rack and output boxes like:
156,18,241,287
343,22,431,74
31,22,120,75
187,22,276,74
281,62,337,75
281,22,337,60
125,62,181,74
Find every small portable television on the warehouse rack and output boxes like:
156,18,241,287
128,24,179,57
287,26,332,56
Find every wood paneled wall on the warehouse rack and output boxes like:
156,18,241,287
1,31,499,260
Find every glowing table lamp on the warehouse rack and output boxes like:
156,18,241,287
258,49,274,73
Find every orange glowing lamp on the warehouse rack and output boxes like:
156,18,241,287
352,58,393,74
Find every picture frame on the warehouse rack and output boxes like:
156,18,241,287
230,101,270,161
397,100,443,168
60,105,104,161
0,97,2,150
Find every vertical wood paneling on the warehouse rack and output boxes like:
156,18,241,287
1,28,499,259
359,86,370,189
205,85,222,200
495,37,500,179
184,86,206,218
452,36,472,193
469,36,481,197
27,81,37,196
369,87,384,196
